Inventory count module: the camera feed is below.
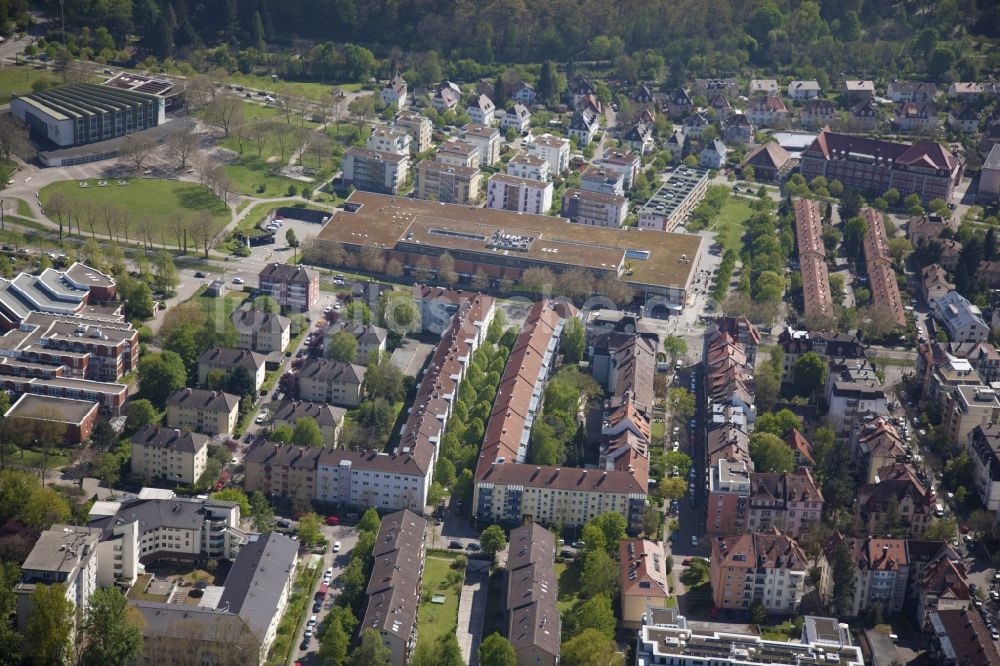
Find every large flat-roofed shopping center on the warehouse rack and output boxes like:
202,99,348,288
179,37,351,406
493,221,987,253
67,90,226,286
315,191,703,307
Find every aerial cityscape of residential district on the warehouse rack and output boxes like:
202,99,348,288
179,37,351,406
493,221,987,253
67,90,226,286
1,1,1000,665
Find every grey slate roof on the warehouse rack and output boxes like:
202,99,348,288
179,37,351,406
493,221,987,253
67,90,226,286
218,532,299,640
130,425,209,454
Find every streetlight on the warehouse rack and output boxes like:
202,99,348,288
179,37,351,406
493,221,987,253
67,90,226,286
0,199,5,231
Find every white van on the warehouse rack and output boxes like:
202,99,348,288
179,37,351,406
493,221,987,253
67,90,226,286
934,503,945,518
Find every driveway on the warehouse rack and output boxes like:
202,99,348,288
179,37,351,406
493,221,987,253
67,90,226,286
457,559,490,665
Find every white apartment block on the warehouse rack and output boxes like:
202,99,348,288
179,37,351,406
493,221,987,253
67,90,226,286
526,134,570,174
436,139,480,168
394,110,433,154
165,388,240,436
932,291,990,342
560,188,628,228
130,425,210,485
342,147,409,195
367,126,411,156
462,124,501,166
598,150,641,189
487,173,553,215
507,153,550,181
466,94,496,125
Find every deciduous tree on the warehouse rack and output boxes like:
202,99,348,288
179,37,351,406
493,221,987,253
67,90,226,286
81,587,144,666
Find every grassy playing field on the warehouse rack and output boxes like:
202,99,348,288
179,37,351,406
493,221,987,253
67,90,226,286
39,178,230,247
711,198,754,253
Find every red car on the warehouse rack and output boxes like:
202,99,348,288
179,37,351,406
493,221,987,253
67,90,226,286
326,516,340,526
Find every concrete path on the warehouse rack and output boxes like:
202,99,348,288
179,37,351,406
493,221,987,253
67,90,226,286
457,560,490,665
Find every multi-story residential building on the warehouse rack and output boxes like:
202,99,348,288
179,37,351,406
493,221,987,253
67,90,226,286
580,167,625,196
436,139,480,168
0,374,126,417
597,150,641,189
130,425,209,485
932,290,990,342
271,400,344,447
361,510,426,665
466,94,495,125
462,123,501,166
969,423,1000,511
862,208,908,328
393,110,433,154
722,112,754,145
916,556,970,624
800,99,837,129
682,112,710,138
801,129,964,202
887,81,938,103
700,138,728,169
297,358,366,407
666,88,692,118
708,93,733,121
943,384,1000,448
506,523,560,666
488,173,553,215
749,79,779,95
788,80,821,100
747,95,789,127
415,160,481,204
894,101,940,133
793,198,834,322
526,134,570,175
507,153,550,181
710,531,808,613
825,359,888,437
380,73,407,111
921,264,954,306
826,534,910,617
908,213,958,247
197,347,266,391
858,463,936,537
342,147,409,195
322,321,387,364
854,416,908,483
560,188,628,228
366,126,411,156
165,388,240,436
707,458,751,536
15,524,102,633
638,166,709,232
848,99,880,131
928,609,1000,666
258,263,319,313
567,108,599,146
231,308,290,354
511,81,536,105
501,104,531,133
746,469,824,538
620,539,670,628
948,82,987,98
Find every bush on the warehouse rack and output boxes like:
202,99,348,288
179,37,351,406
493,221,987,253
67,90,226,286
137,326,154,344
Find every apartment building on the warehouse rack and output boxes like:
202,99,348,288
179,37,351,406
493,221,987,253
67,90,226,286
854,416,909,483
506,523,560,666
501,104,531,133
943,384,1000,448
466,94,496,125
636,609,863,666
916,556,970,624
932,290,990,342
793,198,834,322
862,208,908,329
526,134,570,174
598,150,641,189
258,263,319,313
130,425,209,485
707,458,751,536
801,128,964,202
231,308,290,354
436,139,480,168
507,153,550,181
968,424,1000,511
342,147,409,195
928,609,1000,666
462,123,501,165
826,535,910,617
620,539,670,628
367,126,411,156
297,358,366,407
887,81,938,103
710,531,808,613
430,81,460,112
414,160,482,204
487,173,553,215
638,166,709,232
623,122,654,154
271,400,345,447
921,264,954,306
825,360,887,437
393,110,432,154
746,469,824,538
321,321,387,364
894,101,940,133
0,374,126,417
747,95,789,127
567,108,599,146
858,463,936,537
165,388,240,436
560,188,628,228
580,167,625,196
788,80,821,100
908,213,958,247
800,99,837,129
361,510,427,665
197,347,266,392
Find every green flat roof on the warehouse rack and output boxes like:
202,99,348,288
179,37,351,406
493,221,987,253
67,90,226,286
17,83,159,122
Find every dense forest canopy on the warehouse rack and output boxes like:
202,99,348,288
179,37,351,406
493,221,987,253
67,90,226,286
2,1,996,83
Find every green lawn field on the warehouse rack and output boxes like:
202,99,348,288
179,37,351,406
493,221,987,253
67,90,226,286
416,553,464,650
0,66,62,104
711,198,753,253
39,179,230,247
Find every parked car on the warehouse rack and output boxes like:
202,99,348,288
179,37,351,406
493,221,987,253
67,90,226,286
448,540,463,549
466,542,481,551
194,271,206,278
691,535,699,546
333,541,342,552
232,277,244,284
559,549,573,558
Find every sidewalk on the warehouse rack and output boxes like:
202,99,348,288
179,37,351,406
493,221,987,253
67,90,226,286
456,560,489,665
